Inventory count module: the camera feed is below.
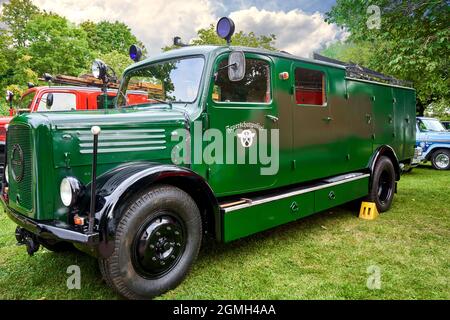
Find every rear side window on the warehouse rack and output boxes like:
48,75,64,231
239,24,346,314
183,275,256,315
213,58,271,103
295,68,326,106
37,92,77,111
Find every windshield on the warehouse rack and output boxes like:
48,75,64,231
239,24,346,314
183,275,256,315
18,92,36,110
117,56,205,108
417,118,447,132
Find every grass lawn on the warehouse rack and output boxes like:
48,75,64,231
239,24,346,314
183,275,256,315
0,165,449,300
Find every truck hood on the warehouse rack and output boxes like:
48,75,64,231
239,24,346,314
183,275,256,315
10,107,190,170
420,131,450,142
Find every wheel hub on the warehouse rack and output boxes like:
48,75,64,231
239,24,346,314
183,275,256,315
132,214,185,278
435,153,449,169
377,170,392,205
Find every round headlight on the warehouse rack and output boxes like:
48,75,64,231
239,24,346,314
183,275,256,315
91,59,106,80
60,177,82,207
4,165,9,183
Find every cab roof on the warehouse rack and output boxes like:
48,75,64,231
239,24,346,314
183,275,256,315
125,45,346,73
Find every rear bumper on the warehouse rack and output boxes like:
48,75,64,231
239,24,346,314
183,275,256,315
1,197,99,246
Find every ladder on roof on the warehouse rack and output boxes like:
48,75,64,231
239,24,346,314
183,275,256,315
313,53,413,88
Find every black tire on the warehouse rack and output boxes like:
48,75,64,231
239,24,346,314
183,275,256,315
99,184,202,300
431,149,450,170
38,238,75,252
367,156,396,213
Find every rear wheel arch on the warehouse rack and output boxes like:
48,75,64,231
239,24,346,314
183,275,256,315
369,145,400,181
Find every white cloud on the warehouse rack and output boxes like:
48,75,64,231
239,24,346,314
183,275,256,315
230,7,347,57
33,0,216,55
32,1,345,58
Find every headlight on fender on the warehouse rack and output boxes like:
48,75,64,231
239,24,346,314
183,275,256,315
60,177,82,207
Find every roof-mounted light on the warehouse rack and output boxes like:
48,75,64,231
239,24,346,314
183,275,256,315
216,17,235,44
129,44,143,62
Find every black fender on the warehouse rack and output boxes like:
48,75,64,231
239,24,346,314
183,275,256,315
368,145,401,181
94,162,220,258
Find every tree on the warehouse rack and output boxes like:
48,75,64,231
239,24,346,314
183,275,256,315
23,13,92,76
325,0,450,116
164,24,277,51
81,20,146,55
0,0,39,47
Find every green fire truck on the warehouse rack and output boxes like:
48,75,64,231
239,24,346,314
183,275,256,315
1,18,416,299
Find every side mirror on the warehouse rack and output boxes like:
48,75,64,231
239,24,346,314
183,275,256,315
46,93,54,108
228,51,245,82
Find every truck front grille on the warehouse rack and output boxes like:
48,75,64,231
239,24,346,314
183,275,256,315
7,124,33,212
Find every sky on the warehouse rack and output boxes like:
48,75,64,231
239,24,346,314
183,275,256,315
25,0,344,57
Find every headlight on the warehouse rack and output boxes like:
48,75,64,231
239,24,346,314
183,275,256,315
91,59,107,80
4,165,8,183
60,177,82,207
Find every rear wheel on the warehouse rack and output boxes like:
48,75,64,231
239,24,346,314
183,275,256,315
99,185,202,300
367,156,396,212
431,149,450,170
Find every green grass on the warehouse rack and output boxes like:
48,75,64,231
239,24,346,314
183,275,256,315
0,166,449,300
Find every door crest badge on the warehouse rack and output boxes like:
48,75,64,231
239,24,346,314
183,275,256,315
226,122,263,148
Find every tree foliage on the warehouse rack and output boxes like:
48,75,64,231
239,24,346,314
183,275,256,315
24,13,92,76
80,20,146,55
0,0,39,47
325,0,450,116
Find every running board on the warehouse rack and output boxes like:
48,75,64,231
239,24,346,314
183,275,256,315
219,172,370,242
220,172,370,213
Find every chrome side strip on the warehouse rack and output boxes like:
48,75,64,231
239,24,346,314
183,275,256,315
222,173,370,213
80,146,167,154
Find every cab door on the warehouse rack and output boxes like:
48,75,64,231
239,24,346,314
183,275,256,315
205,53,279,196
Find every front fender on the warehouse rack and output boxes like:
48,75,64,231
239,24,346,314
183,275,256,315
421,143,450,160
93,162,219,258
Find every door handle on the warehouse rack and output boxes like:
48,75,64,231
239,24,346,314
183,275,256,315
266,115,279,123
322,116,333,123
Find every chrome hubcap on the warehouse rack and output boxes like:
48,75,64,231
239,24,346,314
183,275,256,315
435,153,449,169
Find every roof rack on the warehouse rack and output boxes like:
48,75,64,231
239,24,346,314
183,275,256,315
313,53,413,88
38,74,121,89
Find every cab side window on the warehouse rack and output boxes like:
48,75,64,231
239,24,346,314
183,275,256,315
213,58,271,103
37,93,77,111
295,68,326,106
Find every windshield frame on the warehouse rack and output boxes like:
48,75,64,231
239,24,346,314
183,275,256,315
18,91,36,111
116,54,206,108
417,118,447,132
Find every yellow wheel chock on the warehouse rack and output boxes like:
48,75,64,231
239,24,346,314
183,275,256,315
359,202,379,220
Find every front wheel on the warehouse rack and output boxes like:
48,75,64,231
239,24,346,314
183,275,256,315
367,156,396,212
99,185,202,300
431,149,450,170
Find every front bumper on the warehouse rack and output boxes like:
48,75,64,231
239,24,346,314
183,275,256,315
1,197,99,246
